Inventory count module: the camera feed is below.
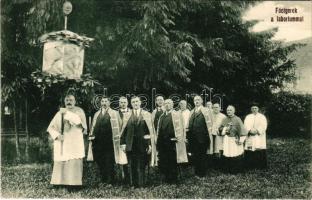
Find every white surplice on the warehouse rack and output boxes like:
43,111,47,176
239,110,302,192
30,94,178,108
211,112,226,153
47,107,87,161
223,135,246,157
244,113,268,151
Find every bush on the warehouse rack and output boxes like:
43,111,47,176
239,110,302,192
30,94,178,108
266,91,312,137
1,135,53,165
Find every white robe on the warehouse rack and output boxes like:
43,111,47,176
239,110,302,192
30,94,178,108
211,112,226,153
220,115,247,157
223,135,246,157
244,113,268,151
47,107,87,161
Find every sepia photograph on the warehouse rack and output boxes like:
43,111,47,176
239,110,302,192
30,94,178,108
1,0,312,199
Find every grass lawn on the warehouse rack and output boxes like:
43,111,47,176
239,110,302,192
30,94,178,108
1,137,311,198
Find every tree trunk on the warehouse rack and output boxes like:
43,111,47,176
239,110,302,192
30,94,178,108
13,101,21,162
19,102,23,130
25,99,30,162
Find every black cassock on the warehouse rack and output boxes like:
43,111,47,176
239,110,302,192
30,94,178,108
157,112,178,183
188,111,210,177
121,112,150,187
92,110,115,184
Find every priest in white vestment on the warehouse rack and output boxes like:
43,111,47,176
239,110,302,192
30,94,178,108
210,103,226,168
244,103,268,169
219,105,247,173
47,94,87,187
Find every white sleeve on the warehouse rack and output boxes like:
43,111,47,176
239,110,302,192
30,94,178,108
48,128,60,140
47,112,61,140
257,115,268,135
239,136,246,143
244,115,252,131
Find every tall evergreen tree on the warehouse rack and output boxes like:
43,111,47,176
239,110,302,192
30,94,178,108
2,0,302,114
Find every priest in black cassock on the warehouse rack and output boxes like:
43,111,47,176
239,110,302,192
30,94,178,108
120,96,156,187
90,97,122,184
188,95,213,178
157,99,188,184
152,95,165,132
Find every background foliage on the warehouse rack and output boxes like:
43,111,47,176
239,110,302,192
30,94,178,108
266,91,312,137
1,0,309,135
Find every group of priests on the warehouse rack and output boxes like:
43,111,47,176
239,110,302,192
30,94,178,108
47,93,268,189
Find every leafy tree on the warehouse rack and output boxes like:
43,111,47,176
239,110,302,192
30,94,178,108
23,1,301,93
1,0,38,160
168,1,302,114
2,0,303,133
1,0,100,162
30,70,100,116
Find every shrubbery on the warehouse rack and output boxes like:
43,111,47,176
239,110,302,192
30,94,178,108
1,137,52,165
266,91,312,137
